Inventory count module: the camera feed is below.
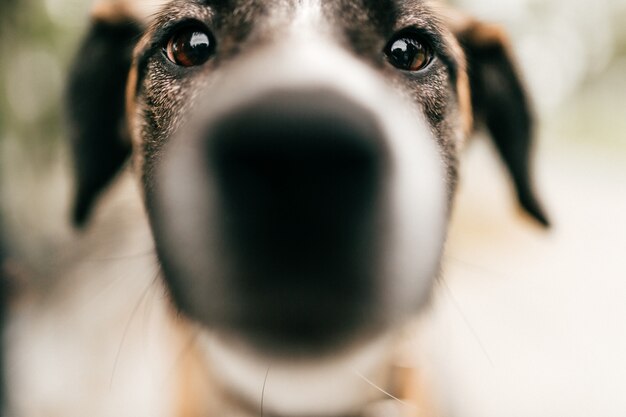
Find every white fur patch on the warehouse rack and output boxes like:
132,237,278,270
201,333,395,416
293,0,324,28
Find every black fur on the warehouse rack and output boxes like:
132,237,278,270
66,19,142,226
459,27,550,226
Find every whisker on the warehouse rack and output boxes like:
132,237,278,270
89,256,159,304
437,276,495,367
85,249,156,263
260,365,271,417
352,369,416,410
142,262,164,321
444,255,509,279
109,268,160,389
140,274,162,341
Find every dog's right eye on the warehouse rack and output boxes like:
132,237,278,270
385,31,433,72
164,25,215,67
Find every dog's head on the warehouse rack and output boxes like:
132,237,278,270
67,0,547,402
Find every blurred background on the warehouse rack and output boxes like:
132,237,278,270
0,0,625,416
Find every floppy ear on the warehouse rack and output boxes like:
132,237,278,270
455,20,550,227
66,17,141,227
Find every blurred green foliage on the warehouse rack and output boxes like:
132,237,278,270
0,0,85,157
0,0,90,264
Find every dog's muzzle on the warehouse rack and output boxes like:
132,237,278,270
150,41,447,356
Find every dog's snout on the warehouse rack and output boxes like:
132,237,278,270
152,78,446,354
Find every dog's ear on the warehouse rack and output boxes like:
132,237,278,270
455,19,549,227
66,17,141,227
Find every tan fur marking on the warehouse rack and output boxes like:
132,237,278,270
462,22,511,50
171,322,215,417
390,364,441,417
126,32,154,176
439,3,511,49
91,1,136,23
432,4,475,141
125,63,145,176
445,32,473,140
125,65,138,134
456,68,473,139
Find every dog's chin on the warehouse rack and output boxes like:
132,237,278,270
199,326,397,417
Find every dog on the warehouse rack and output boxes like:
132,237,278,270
66,0,548,416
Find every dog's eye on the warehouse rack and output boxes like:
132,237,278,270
385,33,433,72
165,25,215,67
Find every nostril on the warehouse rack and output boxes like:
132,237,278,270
211,123,379,211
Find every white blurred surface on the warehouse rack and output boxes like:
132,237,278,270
417,138,626,417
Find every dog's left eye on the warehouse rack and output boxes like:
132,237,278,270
165,25,215,67
385,33,433,72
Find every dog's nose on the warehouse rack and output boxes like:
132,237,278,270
208,89,384,235
207,89,384,266
204,89,388,348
